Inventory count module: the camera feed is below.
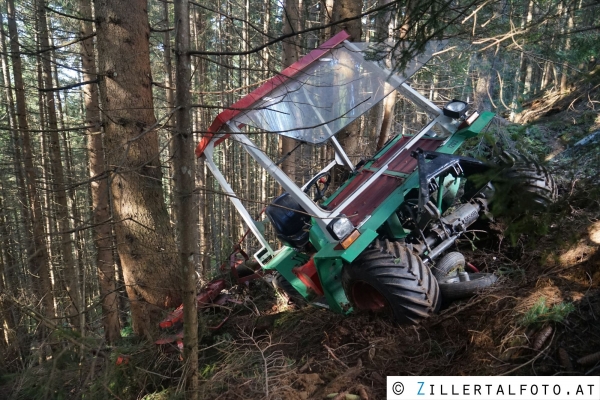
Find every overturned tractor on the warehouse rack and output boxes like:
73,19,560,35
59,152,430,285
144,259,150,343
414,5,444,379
161,31,557,338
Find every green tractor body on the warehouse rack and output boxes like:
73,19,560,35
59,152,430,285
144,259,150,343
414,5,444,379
195,31,508,322
259,113,494,314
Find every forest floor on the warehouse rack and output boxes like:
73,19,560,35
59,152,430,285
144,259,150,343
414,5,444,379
3,73,599,400
190,205,600,400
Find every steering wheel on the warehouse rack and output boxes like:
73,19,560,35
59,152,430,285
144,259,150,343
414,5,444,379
304,172,331,202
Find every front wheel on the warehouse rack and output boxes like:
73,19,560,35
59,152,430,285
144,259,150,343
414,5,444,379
432,251,464,281
342,239,439,324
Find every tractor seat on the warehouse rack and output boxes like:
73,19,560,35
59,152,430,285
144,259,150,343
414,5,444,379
265,193,311,248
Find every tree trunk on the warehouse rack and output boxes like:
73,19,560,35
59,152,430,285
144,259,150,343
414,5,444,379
262,0,271,79
331,0,363,167
377,91,396,149
560,0,573,93
7,0,55,328
280,0,301,181
379,0,408,148
193,6,212,277
0,11,31,280
473,51,497,112
509,0,533,121
323,0,335,40
520,0,535,97
373,0,396,151
79,0,120,344
0,187,23,369
163,1,178,226
174,1,198,397
332,0,362,41
95,0,182,340
37,0,82,330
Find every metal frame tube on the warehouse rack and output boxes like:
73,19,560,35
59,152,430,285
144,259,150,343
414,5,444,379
202,143,275,255
226,123,336,242
329,136,355,171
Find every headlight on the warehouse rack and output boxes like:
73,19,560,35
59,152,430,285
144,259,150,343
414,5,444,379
327,217,354,240
443,99,468,119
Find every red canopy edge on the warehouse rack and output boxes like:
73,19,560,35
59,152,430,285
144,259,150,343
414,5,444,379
195,30,351,157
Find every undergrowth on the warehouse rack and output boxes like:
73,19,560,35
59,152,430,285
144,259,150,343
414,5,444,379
520,297,575,328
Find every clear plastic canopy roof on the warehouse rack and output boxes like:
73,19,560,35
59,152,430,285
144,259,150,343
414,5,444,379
229,40,446,144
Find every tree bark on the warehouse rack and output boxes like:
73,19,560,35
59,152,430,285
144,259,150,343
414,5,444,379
373,0,396,151
262,0,271,79
280,0,301,181
560,0,573,93
79,0,120,344
473,51,498,112
377,91,396,149
520,0,535,97
7,0,55,327
332,0,362,41
174,1,199,397
509,0,532,121
95,0,182,340
163,1,178,226
37,0,83,330
323,0,335,40
332,0,363,166
192,6,212,277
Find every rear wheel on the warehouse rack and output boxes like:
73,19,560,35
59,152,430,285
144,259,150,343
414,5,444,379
342,239,439,324
492,152,558,212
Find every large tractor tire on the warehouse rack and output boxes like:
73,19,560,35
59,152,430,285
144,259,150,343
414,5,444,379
492,152,558,212
342,239,439,324
272,272,306,306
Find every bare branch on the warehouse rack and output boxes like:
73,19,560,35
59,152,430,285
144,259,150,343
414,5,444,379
39,78,99,92
188,0,401,56
45,5,95,22
0,124,99,133
190,1,275,40
150,26,174,33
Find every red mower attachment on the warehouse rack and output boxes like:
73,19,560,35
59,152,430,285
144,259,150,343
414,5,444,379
158,278,227,330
